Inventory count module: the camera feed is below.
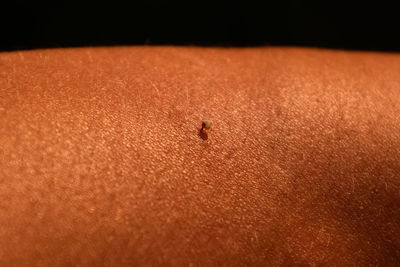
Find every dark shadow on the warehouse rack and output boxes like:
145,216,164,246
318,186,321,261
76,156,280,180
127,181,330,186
198,129,208,141
2,2,400,52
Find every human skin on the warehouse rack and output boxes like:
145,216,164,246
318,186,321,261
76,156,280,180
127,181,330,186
0,46,400,266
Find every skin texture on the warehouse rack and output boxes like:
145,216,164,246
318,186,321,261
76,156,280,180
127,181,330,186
0,46,400,266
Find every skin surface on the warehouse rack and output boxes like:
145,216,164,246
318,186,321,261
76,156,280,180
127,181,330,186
0,46,400,266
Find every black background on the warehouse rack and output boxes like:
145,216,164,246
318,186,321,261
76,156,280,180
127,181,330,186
2,1,400,51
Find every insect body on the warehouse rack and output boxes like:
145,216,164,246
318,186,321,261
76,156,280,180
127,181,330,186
201,120,213,134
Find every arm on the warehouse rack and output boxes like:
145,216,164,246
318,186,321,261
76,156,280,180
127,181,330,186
1,47,399,266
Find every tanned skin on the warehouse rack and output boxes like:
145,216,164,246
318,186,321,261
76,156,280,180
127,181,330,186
0,47,399,266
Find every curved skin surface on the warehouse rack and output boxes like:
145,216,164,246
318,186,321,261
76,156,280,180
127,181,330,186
0,47,400,266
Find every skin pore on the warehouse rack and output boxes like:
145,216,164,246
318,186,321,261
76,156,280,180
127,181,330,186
0,46,400,266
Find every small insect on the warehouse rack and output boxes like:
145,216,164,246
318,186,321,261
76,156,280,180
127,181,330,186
201,119,213,134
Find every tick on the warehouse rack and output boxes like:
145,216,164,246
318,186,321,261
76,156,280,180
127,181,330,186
201,119,213,134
